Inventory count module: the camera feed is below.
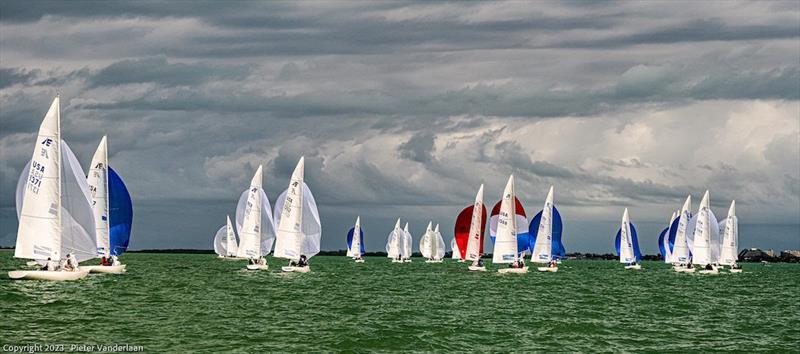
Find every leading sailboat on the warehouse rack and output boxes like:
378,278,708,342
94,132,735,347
690,191,720,274
9,96,97,281
614,208,642,270
494,175,527,273
274,157,322,272
83,136,133,274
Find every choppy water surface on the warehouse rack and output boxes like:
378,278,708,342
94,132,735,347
2,253,798,352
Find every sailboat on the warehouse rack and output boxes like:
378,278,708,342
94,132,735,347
658,211,677,264
9,96,97,281
455,184,487,271
82,136,133,274
494,176,528,273
719,201,741,273
236,165,276,270
450,238,462,261
615,208,642,270
530,186,564,272
402,222,413,262
691,191,720,274
387,218,403,263
670,196,695,273
274,157,322,273
347,216,365,263
420,222,435,262
214,215,239,258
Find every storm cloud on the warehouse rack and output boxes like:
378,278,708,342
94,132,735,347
1,1,798,253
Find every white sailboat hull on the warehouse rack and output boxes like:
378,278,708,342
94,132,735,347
698,265,720,275
391,259,403,263
673,266,696,273
624,264,642,270
220,257,248,260
537,266,558,272
729,268,743,273
498,267,528,274
281,266,310,273
467,265,487,272
246,264,269,270
8,269,89,281
354,259,365,263
425,259,443,263
82,265,126,274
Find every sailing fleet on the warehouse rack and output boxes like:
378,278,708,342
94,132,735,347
7,96,745,281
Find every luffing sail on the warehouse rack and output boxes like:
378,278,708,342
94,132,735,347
273,157,322,260
530,186,565,263
614,208,642,264
492,175,519,263
235,165,276,259
14,96,96,263
718,201,738,266
87,136,133,258
454,184,486,261
346,216,365,258
689,191,719,266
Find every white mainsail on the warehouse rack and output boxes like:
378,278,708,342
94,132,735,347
402,222,413,259
618,208,635,264
465,184,484,261
433,224,446,260
419,222,434,259
273,157,322,260
347,216,362,258
719,200,738,266
87,135,109,257
492,175,518,264
386,218,402,258
671,196,693,264
690,190,719,266
15,96,96,263
531,186,555,264
236,166,265,259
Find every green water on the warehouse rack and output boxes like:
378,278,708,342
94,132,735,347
1,253,798,352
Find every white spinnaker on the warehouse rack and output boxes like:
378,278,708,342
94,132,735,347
213,224,227,256
226,215,238,257
273,181,322,259
619,208,635,263
386,218,402,258
434,224,446,260
671,196,693,264
58,140,97,262
451,238,460,259
15,97,62,261
273,157,310,261
236,166,265,259
235,188,275,257
719,201,738,266
88,135,110,257
403,222,412,259
465,184,484,261
691,191,719,266
492,175,518,264
420,222,433,259
531,186,555,264
347,216,362,258
663,211,676,263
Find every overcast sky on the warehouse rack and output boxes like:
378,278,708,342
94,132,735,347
1,1,798,253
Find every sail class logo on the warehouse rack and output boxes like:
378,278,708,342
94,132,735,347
41,138,53,146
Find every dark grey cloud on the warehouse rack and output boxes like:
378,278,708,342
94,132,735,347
88,57,252,88
398,132,436,163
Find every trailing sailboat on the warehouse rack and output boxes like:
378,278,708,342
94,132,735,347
529,186,564,272
614,208,642,270
83,136,133,274
421,223,445,263
454,184,487,271
658,211,677,263
719,200,741,273
387,218,403,263
214,215,239,258
450,238,461,261
347,216,365,263
9,96,96,281
236,165,276,270
402,222,413,262
274,157,322,273
493,176,528,273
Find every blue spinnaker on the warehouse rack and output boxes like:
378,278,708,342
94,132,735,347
614,222,641,262
108,167,132,256
657,227,669,260
347,228,366,254
528,206,565,260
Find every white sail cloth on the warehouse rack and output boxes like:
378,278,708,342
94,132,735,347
16,140,97,262
235,188,276,257
273,182,322,259
213,225,228,256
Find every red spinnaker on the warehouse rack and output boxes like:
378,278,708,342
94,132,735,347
454,204,487,259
